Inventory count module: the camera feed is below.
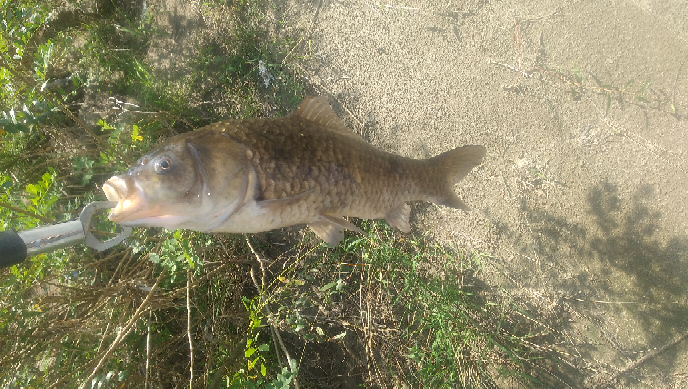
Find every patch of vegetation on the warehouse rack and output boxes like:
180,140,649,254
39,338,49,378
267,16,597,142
252,221,546,387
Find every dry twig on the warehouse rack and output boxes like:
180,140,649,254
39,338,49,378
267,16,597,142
244,236,300,389
187,268,194,388
57,270,167,389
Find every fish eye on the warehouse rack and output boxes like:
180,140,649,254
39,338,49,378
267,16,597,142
154,156,173,174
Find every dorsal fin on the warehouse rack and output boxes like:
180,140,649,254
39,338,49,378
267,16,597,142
294,96,365,141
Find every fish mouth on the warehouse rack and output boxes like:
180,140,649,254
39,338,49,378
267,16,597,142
102,175,141,223
102,176,126,203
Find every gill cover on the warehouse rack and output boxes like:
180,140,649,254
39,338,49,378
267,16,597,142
103,130,251,231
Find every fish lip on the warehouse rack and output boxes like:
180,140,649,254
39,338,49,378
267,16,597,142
103,176,127,202
102,176,130,222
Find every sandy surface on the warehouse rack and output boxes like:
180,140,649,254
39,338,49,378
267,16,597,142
272,0,688,386
142,0,688,386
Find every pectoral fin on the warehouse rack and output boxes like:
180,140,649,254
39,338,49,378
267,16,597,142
309,215,362,246
256,190,313,212
386,203,411,233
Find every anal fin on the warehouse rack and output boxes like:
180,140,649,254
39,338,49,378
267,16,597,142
308,215,362,246
386,203,411,233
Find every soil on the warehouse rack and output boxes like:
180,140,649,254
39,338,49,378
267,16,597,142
140,0,688,387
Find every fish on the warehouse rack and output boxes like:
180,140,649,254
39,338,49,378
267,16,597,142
102,96,486,245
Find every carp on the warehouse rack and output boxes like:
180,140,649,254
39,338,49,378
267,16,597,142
103,96,486,245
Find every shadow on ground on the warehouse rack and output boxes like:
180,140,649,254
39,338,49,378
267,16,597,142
510,181,688,386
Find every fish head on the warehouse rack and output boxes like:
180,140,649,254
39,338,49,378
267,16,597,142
102,130,251,231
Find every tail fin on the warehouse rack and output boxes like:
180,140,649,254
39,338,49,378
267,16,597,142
430,145,486,210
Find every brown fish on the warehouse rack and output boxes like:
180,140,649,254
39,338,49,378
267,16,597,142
102,97,486,245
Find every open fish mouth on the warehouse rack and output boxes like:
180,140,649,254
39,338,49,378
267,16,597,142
102,176,137,222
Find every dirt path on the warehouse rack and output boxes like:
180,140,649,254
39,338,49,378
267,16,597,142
273,0,688,386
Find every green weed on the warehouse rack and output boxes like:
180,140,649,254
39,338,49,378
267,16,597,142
537,63,663,116
248,221,544,387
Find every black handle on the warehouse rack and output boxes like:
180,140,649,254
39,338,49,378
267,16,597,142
0,230,27,268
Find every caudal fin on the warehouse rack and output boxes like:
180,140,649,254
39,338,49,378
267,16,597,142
430,145,486,210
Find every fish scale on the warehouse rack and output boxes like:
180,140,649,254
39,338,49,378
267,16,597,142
102,96,486,245
217,118,363,206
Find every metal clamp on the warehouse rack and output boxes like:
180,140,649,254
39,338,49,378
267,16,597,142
1,201,133,267
80,201,133,251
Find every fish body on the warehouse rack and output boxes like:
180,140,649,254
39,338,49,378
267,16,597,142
103,97,486,245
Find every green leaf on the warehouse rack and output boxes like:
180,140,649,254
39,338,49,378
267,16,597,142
606,94,612,113
332,331,347,340
260,362,267,376
149,253,160,263
97,119,115,130
289,358,298,373
319,281,337,292
131,124,142,142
